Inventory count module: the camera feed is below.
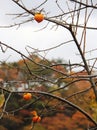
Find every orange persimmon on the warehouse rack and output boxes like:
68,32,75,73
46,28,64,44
31,110,37,116
34,13,44,23
32,116,41,123
23,93,32,100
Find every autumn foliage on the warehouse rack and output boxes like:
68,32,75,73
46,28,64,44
0,55,97,130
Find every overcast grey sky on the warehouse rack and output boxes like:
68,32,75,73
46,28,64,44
0,0,97,67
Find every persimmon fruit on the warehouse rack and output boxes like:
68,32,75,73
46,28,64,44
34,13,44,23
32,116,41,123
31,110,37,116
23,93,32,100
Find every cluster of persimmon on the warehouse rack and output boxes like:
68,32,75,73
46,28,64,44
23,94,41,123
34,13,44,23
31,110,41,123
23,93,32,100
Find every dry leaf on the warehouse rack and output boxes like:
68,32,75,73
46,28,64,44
0,94,5,108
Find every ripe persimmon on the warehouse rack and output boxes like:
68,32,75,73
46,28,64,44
34,13,44,23
32,116,41,123
23,93,32,100
31,110,37,116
